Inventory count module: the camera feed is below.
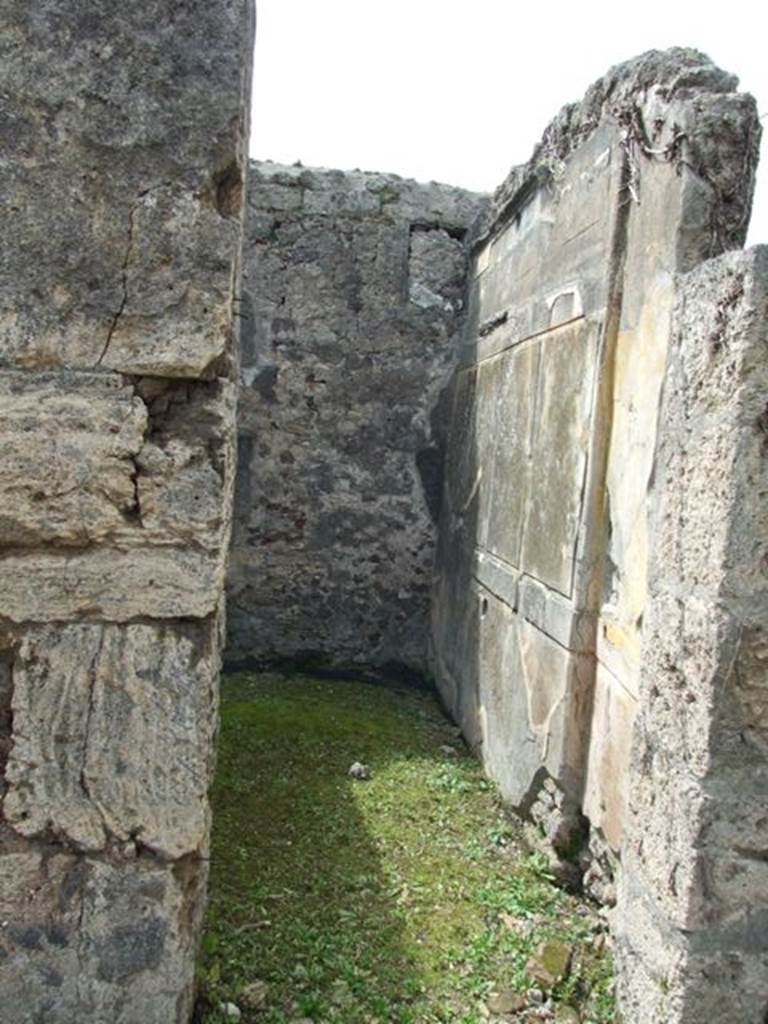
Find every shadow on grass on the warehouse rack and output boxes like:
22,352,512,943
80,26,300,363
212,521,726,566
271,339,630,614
197,672,451,1024
197,672,615,1024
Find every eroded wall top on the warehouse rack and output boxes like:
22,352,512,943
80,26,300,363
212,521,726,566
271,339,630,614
480,48,758,261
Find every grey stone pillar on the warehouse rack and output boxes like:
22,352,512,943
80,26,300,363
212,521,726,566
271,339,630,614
0,2,255,1020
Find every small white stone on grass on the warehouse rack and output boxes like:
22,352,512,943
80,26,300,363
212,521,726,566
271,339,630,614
219,1002,242,1021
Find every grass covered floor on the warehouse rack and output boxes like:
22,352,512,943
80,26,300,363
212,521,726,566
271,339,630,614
198,673,614,1024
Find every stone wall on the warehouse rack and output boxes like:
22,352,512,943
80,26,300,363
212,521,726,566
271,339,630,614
1,23,764,1023
0,2,254,1021
431,47,761,912
226,163,486,674
615,246,768,1022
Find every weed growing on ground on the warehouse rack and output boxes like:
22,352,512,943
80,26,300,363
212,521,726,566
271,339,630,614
199,673,614,1023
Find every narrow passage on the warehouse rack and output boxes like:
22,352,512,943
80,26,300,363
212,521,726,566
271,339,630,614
198,674,614,1024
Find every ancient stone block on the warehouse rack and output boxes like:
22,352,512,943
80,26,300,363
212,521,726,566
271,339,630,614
615,247,768,1024
0,829,206,1024
133,378,236,552
0,547,223,623
0,375,235,623
0,372,145,547
4,621,218,858
0,373,234,552
0,1,254,379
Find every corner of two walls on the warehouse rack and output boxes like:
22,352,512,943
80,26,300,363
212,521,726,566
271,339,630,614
226,164,487,677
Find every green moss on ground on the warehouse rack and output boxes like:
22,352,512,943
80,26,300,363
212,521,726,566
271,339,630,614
199,672,614,1023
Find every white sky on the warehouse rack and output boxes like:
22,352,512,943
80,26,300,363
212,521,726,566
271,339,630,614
250,0,766,245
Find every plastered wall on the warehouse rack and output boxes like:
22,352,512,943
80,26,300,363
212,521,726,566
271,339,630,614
431,48,765,1022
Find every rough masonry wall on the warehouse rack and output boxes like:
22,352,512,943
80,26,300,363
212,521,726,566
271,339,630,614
227,163,485,673
0,3,254,1021
615,247,768,1022
431,49,760,893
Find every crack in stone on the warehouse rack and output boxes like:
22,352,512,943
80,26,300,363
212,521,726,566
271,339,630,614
96,200,140,367
79,628,106,834
126,453,144,529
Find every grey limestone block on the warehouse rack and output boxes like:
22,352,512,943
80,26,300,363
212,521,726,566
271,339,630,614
0,828,207,1024
4,621,220,859
0,0,254,379
0,371,146,547
0,373,235,556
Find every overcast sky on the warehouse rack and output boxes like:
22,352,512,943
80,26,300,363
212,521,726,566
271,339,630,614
250,0,766,245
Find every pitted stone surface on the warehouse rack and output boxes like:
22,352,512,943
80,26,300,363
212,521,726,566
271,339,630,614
0,0,254,1019
0,374,235,559
5,622,218,858
0,1,253,378
0,547,225,623
479,48,758,260
226,162,486,673
0,372,146,547
615,248,768,1024
0,374,236,623
0,830,206,1024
